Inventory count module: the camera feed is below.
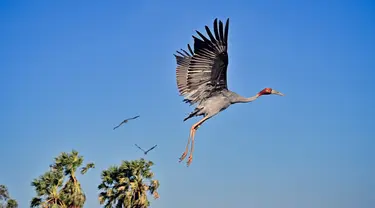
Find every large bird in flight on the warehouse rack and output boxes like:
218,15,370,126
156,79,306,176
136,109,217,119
174,18,284,166
113,115,140,130
134,144,158,155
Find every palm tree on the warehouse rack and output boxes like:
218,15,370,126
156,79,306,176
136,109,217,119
30,170,66,208
0,185,18,208
50,150,95,208
5,199,18,208
0,185,10,203
31,150,95,208
98,158,160,208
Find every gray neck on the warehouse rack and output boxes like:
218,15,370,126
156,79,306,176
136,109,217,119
232,94,260,104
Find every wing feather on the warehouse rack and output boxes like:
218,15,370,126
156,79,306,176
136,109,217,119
173,18,230,105
213,19,221,44
219,21,224,44
174,44,194,97
224,18,229,44
184,18,230,104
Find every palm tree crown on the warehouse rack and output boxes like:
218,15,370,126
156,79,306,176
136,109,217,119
98,158,160,208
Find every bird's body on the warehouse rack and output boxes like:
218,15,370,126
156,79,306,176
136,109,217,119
174,18,284,166
183,90,260,122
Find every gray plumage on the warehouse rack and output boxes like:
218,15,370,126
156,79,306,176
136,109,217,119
175,44,194,97
174,18,284,166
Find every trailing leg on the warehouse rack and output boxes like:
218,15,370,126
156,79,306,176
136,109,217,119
186,115,210,166
179,127,194,162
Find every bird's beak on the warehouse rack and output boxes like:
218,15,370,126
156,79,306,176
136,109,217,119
271,89,284,96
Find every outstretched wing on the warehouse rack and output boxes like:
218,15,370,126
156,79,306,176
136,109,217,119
134,144,146,153
113,120,126,130
183,18,230,105
145,144,157,154
174,44,194,97
129,115,140,120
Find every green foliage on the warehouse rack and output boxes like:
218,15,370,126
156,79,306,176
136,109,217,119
30,170,65,207
30,150,94,208
81,163,95,175
0,185,9,201
5,199,18,208
98,158,160,208
0,185,18,208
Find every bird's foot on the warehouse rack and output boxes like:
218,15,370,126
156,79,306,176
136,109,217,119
187,155,193,167
179,152,187,162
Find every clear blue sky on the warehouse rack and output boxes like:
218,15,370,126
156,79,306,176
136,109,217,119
1,0,374,207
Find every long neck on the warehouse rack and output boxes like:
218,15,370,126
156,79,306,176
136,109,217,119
232,94,260,104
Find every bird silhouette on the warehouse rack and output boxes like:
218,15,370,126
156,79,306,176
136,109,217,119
134,144,157,155
113,115,140,130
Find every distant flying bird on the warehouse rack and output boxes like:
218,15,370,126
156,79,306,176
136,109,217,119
134,144,157,155
113,115,140,130
174,18,285,166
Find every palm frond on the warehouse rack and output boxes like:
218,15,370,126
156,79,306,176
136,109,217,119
81,162,95,174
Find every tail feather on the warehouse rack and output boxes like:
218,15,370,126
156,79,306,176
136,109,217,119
183,108,201,121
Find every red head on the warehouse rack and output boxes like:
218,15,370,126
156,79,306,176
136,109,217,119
257,88,284,96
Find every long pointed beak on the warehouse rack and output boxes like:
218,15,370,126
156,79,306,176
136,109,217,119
271,89,284,96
